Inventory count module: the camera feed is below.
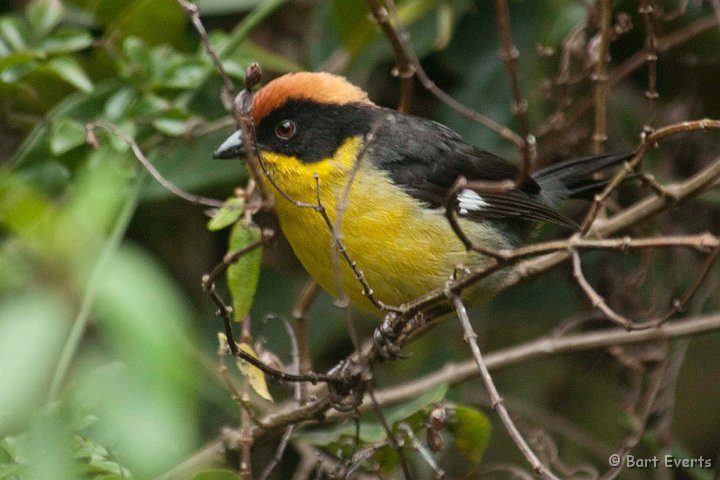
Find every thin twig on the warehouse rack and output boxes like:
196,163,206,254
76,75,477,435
592,0,612,154
639,0,659,133
366,0,415,112
537,14,720,149
367,387,415,480
572,250,654,330
581,119,720,232
452,295,560,480
382,0,523,147
494,0,535,185
292,279,319,402
86,121,224,208
599,355,668,480
258,425,295,480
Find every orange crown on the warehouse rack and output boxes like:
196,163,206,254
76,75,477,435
252,72,374,125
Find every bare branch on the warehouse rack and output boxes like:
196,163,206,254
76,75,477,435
453,294,560,480
494,0,535,185
86,121,224,209
592,0,612,153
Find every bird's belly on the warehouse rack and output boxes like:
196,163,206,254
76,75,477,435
274,184,510,314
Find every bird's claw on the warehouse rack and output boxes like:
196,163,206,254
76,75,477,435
326,359,366,412
372,315,407,360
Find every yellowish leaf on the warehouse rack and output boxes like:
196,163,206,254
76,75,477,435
236,343,273,402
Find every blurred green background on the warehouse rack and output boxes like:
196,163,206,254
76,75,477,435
1,0,719,478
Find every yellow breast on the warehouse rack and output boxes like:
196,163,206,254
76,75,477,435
259,137,508,314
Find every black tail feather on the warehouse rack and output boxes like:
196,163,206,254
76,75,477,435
532,151,634,201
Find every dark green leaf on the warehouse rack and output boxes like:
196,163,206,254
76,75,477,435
122,36,152,79
0,52,35,75
49,117,86,155
384,382,448,425
158,59,207,89
45,56,93,92
227,222,262,322
452,405,491,464
298,421,387,446
0,17,28,51
127,92,167,118
330,0,376,56
0,60,36,83
104,86,138,120
330,0,438,58
0,37,10,56
151,108,191,137
12,80,121,169
27,0,65,37
195,0,264,15
108,0,186,47
40,29,93,54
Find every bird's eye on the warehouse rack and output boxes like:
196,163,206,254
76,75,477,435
275,119,297,140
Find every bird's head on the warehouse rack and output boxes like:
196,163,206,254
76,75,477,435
213,72,378,167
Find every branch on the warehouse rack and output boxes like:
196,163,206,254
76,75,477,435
331,311,720,420
494,0,535,184
453,295,560,479
86,121,224,209
366,0,415,112
592,0,612,153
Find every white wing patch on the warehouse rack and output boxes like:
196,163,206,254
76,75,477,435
457,188,489,215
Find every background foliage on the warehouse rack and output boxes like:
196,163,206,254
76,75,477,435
1,0,719,478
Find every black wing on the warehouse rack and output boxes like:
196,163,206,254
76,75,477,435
369,109,578,229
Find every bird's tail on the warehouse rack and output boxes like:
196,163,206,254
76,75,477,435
532,151,634,202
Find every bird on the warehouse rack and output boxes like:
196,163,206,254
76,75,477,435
214,72,631,315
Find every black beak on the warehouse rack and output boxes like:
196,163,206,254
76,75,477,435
213,130,244,159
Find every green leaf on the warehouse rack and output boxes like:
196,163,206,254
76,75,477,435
40,29,93,54
12,79,121,170
228,39,302,74
0,52,35,76
330,0,376,56
226,222,262,322
0,17,28,52
27,0,65,37
49,117,87,155
45,56,93,92
151,108,191,137
108,0,186,47
384,382,448,425
298,421,387,446
90,244,199,476
207,197,245,231
0,295,71,433
122,36,153,79
104,86,138,120
0,60,36,84
158,59,207,90
1,436,29,464
195,0,265,15
452,405,492,464
191,469,242,480
330,0,438,58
